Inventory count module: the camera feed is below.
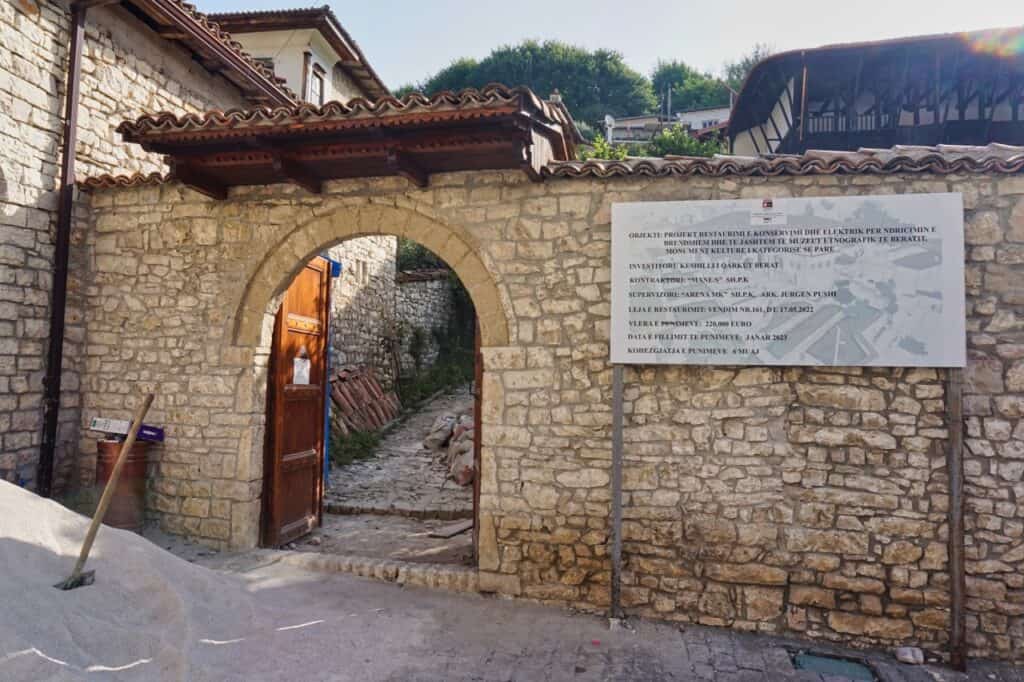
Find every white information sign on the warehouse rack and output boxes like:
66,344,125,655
611,193,966,367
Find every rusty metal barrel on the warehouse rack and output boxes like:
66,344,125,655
95,439,150,533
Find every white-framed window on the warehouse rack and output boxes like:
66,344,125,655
310,65,325,106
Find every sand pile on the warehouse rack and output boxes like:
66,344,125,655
0,480,266,681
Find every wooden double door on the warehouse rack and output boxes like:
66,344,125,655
262,257,330,547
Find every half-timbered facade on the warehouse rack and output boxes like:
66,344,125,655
729,26,1024,155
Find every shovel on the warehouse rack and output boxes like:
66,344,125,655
56,394,154,590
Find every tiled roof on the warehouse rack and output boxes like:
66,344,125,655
80,172,169,190
544,144,1024,179
129,0,297,105
206,6,390,99
396,268,451,283
116,84,582,144
80,144,1024,191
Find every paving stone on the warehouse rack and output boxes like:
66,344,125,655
325,387,474,517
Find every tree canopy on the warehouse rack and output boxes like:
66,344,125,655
411,40,657,130
398,42,772,157
651,60,731,113
724,43,774,92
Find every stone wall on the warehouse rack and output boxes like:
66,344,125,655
77,169,1024,660
0,0,246,490
325,236,397,385
395,273,455,375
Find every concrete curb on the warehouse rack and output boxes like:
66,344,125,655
277,550,480,593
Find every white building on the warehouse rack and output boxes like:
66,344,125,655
672,104,731,132
208,7,389,104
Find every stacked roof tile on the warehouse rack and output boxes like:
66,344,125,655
115,84,582,144
81,143,1024,190
544,144,1024,178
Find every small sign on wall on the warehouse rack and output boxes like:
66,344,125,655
611,193,966,367
293,346,311,385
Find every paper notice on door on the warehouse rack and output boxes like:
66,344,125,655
292,357,311,385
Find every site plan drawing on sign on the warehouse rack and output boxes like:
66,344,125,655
611,193,966,367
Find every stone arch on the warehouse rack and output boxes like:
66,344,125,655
232,203,511,348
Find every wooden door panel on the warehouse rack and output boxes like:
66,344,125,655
263,258,330,547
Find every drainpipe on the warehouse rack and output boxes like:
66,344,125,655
38,1,87,497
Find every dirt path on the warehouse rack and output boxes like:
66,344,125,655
324,385,474,518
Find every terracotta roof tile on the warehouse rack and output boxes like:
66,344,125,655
544,144,1024,179
144,0,298,105
82,144,1024,191
116,84,581,143
79,172,170,190
396,268,451,283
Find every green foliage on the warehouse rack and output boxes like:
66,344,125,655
392,83,417,98
578,134,630,161
397,350,474,407
330,429,381,467
646,125,724,157
724,43,774,92
416,40,656,129
396,238,445,271
407,325,428,371
445,271,476,351
651,60,730,113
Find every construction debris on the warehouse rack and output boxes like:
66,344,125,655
423,413,457,451
328,366,401,435
423,411,475,487
427,519,474,539
447,415,475,486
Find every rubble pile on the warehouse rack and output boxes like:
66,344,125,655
423,412,476,486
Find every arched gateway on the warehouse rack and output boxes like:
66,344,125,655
78,87,1024,662
233,204,510,349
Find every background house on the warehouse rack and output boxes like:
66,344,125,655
606,105,731,147
729,26,1024,155
207,7,388,104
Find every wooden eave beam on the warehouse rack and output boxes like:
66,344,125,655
155,27,188,39
128,0,294,105
75,0,121,7
272,156,322,194
170,161,227,200
138,119,527,157
385,149,427,188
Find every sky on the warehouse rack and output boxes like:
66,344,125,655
200,0,1024,90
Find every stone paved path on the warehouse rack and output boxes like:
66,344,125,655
126,543,1024,681
300,513,474,565
325,386,474,518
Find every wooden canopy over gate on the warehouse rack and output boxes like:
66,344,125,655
114,85,582,198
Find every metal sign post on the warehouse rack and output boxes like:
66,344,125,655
610,364,624,620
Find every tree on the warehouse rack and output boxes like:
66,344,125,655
724,43,774,92
415,40,656,130
646,125,723,157
651,60,731,114
578,135,630,161
396,238,445,271
391,83,417,98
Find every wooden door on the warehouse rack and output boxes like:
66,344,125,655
262,257,331,547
